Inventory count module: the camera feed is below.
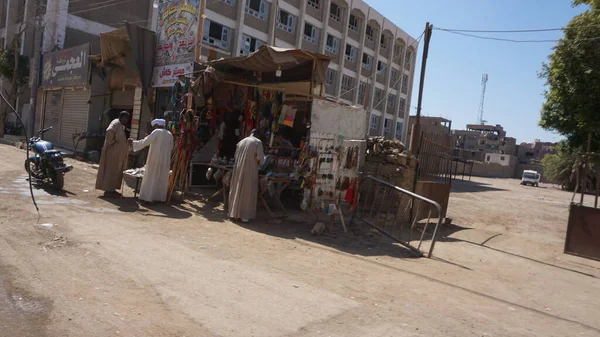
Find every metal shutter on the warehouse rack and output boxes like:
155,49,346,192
42,90,63,144
59,88,91,150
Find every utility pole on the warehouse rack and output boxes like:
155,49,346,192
27,0,44,136
408,22,433,156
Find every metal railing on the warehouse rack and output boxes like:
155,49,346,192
350,175,443,257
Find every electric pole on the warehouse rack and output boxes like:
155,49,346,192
409,22,433,155
27,0,43,136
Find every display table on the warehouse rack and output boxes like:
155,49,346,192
259,176,294,218
123,171,143,198
204,163,294,218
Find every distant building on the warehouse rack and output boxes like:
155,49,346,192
405,115,452,148
516,139,557,164
453,123,517,165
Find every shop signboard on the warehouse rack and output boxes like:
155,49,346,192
152,63,195,87
41,43,90,88
156,0,201,66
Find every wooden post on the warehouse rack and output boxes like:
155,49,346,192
195,0,207,62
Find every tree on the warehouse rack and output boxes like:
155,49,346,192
539,0,600,151
0,32,29,138
542,141,598,191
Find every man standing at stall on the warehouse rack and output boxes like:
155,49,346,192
229,129,265,223
96,111,130,198
127,119,174,204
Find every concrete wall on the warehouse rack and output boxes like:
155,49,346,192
455,160,516,179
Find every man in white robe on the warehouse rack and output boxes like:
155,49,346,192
228,129,265,222
128,119,174,203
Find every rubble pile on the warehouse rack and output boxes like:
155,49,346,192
365,137,415,166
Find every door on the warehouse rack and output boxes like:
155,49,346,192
60,88,91,150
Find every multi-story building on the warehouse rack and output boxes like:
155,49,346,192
405,115,452,149
0,0,154,135
453,123,517,164
198,0,419,143
516,139,557,164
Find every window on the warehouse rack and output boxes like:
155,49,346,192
203,20,231,49
377,61,386,75
391,68,400,88
362,53,372,70
478,139,486,145
387,94,396,110
325,34,338,54
277,9,296,33
348,14,359,32
366,25,374,41
246,0,267,20
358,81,367,103
380,34,388,49
405,50,413,70
341,75,354,93
303,23,318,44
398,97,406,114
221,0,234,5
394,43,404,57
501,156,506,161
325,69,336,87
345,44,356,62
370,114,380,131
329,3,341,22
308,0,319,9
395,121,403,138
240,34,265,55
373,88,384,108
487,155,491,162
401,74,409,94
384,118,392,133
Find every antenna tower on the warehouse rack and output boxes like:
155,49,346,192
478,73,488,125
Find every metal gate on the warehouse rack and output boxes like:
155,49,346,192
350,175,444,257
416,132,453,184
564,153,600,261
60,88,91,150
42,90,63,144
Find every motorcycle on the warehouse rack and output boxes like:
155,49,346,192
24,126,73,190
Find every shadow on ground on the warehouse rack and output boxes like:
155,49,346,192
451,180,508,193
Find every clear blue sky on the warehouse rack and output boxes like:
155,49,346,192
367,0,588,144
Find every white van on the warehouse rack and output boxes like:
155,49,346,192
521,170,541,187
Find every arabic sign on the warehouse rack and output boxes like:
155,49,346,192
42,43,90,88
152,63,194,87
156,0,200,66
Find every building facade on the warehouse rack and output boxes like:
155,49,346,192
0,0,154,136
516,140,557,164
405,115,451,148
195,0,419,143
453,123,517,164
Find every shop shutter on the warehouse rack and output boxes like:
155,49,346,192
59,88,91,150
42,90,63,144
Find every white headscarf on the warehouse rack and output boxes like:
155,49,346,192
151,119,166,127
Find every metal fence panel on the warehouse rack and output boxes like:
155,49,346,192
351,175,443,257
565,203,600,261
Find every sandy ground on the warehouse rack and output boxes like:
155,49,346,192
1,143,599,337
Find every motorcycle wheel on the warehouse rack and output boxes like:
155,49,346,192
24,159,44,179
51,172,64,190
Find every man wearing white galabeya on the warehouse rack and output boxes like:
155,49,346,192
128,119,174,204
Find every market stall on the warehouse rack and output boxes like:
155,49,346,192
162,46,366,224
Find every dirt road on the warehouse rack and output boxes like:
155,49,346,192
1,143,599,337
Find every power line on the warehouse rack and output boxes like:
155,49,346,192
434,24,600,33
336,29,425,100
437,29,600,43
